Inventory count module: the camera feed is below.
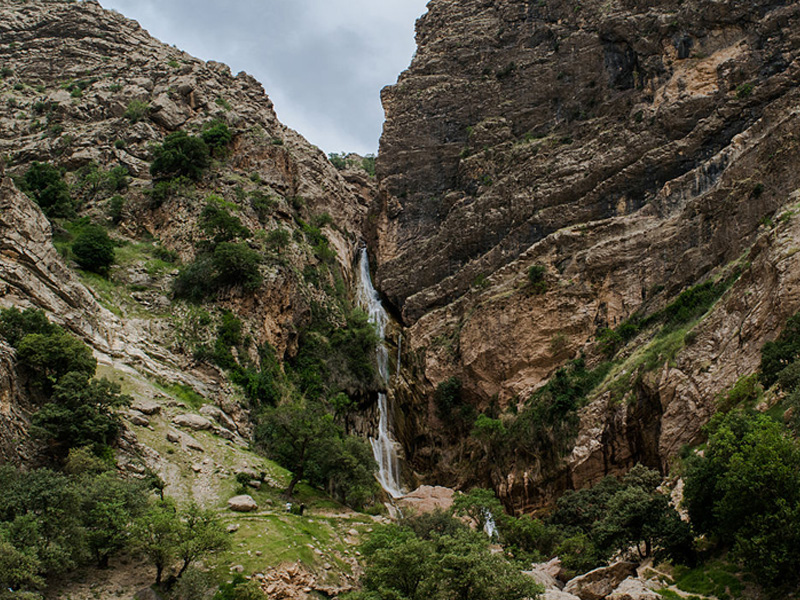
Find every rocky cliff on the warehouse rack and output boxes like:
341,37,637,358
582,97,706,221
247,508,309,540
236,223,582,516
0,0,377,465
371,0,800,508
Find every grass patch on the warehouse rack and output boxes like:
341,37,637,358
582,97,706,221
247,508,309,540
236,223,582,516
673,560,744,600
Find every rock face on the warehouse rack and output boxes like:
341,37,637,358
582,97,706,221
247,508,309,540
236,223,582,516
368,0,800,506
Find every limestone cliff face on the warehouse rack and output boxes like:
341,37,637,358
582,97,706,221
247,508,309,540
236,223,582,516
373,0,800,506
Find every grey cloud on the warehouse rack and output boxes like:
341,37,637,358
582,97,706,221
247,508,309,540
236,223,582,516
99,0,428,154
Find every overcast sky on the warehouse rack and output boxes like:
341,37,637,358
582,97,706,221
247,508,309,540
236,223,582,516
98,0,429,155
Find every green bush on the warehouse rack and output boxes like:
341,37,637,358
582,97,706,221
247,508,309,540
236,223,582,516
201,119,232,151
107,195,125,224
212,242,262,291
20,162,75,218
124,99,149,123
0,307,57,347
31,372,131,457
72,224,115,274
527,264,547,294
199,196,249,244
760,312,800,388
150,131,210,181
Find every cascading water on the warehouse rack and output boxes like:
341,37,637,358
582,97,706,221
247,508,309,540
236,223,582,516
357,248,405,498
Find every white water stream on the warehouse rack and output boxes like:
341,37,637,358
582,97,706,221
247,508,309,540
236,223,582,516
357,248,405,498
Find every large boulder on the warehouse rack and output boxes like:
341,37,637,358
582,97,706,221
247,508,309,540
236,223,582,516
227,495,258,512
564,562,638,600
173,413,213,431
398,486,455,514
524,557,563,590
544,591,582,600
607,578,660,600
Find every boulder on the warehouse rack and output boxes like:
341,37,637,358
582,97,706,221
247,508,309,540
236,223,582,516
564,562,638,600
132,399,162,415
607,578,660,600
173,414,213,431
544,591,582,600
398,486,455,514
129,413,150,427
228,495,258,512
166,430,180,443
134,587,163,600
200,404,238,431
525,557,563,590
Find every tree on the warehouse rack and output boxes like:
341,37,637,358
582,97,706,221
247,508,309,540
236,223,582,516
72,224,115,275
211,242,262,291
150,131,210,181
200,120,232,153
255,398,340,498
31,372,131,456
76,471,146,568
175,503,229,577
451,488,503,534
199,197,249,244
20,162,74,218
684,410,800,584
15,331,96,391
760,313,800,387
351,518,542,600
0,307,57,347
130,501,182,586
0,541,44,594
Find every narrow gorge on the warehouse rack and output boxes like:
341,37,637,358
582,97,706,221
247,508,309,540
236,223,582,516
1,0,800,598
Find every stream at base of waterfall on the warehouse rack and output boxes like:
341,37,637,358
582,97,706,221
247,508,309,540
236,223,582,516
357,248,405,498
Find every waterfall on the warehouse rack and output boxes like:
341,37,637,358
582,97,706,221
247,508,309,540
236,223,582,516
483,511,497,539
357,248,404,498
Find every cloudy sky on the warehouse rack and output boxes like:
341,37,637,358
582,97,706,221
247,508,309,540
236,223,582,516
98,0,429,155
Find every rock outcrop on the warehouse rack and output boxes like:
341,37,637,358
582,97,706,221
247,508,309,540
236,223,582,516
369,0,800,506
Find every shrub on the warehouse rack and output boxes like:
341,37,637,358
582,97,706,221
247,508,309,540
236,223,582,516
31,372,131,456
150,131,210,181
72,224,115,274
250,191,275,223
20,162,75,218
107,195,125,224
0,307,57,347
328,152,348,170
760,312,800,388
199,196,249,244
124,99,149,123
200,119,232,151
212,242,262,291
527,264,547,293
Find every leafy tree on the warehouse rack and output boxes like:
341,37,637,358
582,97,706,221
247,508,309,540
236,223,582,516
255,398,339,499
175,503,229,577
0,541,44,595
20,162,74,218
130,500,182,586
72,224,115,275
451,488,503,534
684,410,800,584
15,331,96,391
31,372,131,456
150,131,210,181
0,308,57,347
212,242,262,291
199,197,249,244
351,517,542,600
